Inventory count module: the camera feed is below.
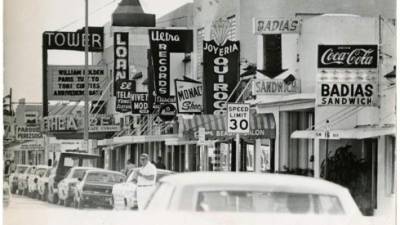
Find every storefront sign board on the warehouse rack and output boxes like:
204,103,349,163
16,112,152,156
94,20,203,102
175,79,203,114
252,79,301,95
131,92,149,114
253,18,301,34
16,126,43,141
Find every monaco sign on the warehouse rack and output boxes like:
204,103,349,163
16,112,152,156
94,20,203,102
318,45,378,68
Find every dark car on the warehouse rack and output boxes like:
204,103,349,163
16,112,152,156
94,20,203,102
73,169,125,209
47,152,100,204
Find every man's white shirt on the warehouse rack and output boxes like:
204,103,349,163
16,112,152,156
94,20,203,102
137,162,157,186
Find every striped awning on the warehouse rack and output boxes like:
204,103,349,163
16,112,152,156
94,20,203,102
179,112,276,140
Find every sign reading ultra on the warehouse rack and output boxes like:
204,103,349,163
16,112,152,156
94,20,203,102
227,103,250,134
253,18,301,34
252,79,301,95
47,66,106,101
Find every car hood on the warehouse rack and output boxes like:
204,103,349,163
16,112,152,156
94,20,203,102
112,182,136,192
4,210,371,225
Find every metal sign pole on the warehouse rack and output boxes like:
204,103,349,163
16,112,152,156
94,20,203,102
235,133,240,172
83,0,89,152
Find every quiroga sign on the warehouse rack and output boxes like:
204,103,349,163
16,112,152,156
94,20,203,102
227,103,250,134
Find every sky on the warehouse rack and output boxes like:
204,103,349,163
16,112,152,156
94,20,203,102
4,0,192,103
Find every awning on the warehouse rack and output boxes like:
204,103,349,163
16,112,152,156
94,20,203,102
291,126,395,140
112,134,179,145
179,112,276,140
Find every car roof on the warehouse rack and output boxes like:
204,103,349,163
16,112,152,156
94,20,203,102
71,166,97,171
85,168,125,175
160,172,347,194
35,165,50,169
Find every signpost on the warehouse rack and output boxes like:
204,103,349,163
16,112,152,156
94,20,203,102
227,103,250,172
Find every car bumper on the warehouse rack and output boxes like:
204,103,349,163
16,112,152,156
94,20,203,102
81,192,113,207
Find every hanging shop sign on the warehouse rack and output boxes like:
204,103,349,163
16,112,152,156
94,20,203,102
318,45,378,69
42,114,120,133
148,29,193,100
175,79,203,114
158,103,177,121
203,40,240,115
43,27,104,52
114,32,135,113
16,126,43,141
47,65,106,101
252,79,301,95
253,18,301,34
131,92,149,114
227,103,250,134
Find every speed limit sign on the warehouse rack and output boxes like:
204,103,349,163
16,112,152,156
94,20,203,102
227,103,250,134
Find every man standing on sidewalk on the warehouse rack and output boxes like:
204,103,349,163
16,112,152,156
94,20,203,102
136,153,157,210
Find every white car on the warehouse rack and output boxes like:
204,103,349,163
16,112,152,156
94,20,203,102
37,168,52,201
57,167,92,207
27,165,50,198
9,164,28,194
112,169,173,210
17,165,36,195
144,172,368,225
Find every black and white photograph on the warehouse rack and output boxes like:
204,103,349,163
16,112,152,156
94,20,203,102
2,0,397,225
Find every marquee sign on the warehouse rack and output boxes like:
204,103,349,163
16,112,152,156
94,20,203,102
47,65,106,101
114,32,135,113
42,114,120,133
252,79,301,95
253,18,301,34
43,27,104,52
175,79,202,114
318,45,378,68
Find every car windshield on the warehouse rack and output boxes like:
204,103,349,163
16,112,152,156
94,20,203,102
35,168,48,176
72,169,87,179
86,172,125,184
16,167,27,173
195,191,345,215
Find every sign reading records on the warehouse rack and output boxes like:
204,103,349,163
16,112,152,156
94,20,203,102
227,103,250,134
47,65,106,101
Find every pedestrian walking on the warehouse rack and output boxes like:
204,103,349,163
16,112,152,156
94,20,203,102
124,159,136,175
136,153,157,210
155,156,166,169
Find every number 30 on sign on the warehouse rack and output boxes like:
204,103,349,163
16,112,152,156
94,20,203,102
227,103,250,134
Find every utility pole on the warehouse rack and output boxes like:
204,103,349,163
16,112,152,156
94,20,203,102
83,0,90,152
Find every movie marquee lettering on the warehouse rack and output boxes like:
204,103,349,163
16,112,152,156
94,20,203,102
114,32,134,113
203,40,240,115
47,66,106,101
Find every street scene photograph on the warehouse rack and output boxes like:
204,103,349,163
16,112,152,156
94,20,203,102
2,0,397,225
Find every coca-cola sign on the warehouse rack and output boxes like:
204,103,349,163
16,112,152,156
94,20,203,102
318,45,377,68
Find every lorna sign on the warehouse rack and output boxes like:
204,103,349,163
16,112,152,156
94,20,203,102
203,40,240,115
253,18,301,34
43,27,104,52
318,45,378,68
114,32,134,113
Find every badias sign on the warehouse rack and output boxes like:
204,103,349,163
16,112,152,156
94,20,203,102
318,45,378,68
43,27,104,52
203,40,240,115
317,82,377,106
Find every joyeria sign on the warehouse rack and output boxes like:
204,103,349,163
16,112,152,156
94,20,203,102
318,45,378,68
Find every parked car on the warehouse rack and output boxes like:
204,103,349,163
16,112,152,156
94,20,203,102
9,164,28,194
58,167,92,206
3,181,11,207
112,169,174,210
37,167,52,201
144,172,367,225
17,165,36,195
27,165,50,198
47,152,100,204
73,169,125,209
